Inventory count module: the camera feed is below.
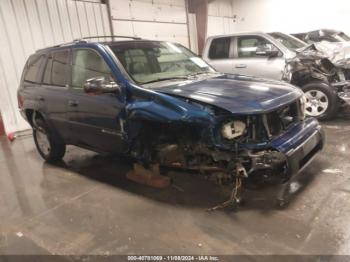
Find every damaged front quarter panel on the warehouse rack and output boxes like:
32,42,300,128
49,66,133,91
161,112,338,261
120,80,323,208
283,43,350,107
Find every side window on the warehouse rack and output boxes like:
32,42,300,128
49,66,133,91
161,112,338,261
208,37,231,59
43,55,53,85
24,55,45,83
72,49,112,88
237,36,271,58
52,51,69,86
42,50,69,86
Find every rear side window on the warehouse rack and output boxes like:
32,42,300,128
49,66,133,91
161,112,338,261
71,49,112,88
208,37,231,59
24,55,45,83
43,55,53,84
42,50,69,86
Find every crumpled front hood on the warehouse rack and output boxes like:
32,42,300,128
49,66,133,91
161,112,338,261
151,74,302,115
295,42,350,68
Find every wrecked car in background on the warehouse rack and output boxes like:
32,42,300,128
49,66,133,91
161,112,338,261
283,40,350,116
203,32,350,119
18,37,324,209
293,29,350,44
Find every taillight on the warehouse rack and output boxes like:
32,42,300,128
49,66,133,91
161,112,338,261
17,93,24,108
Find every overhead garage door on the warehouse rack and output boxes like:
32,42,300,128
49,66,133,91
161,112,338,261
110,0,190,48
207,0,235,37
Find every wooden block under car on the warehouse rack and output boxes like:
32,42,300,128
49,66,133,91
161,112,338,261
126,163,171,188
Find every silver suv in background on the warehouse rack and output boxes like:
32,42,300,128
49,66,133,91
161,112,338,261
203,32,350,120
293,29,350,44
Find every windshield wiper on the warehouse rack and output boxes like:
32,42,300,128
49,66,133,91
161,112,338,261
186,71,209,78
142,76,189,84
142,71,217,85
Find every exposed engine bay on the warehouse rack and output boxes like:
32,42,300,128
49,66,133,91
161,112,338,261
125,97,309,208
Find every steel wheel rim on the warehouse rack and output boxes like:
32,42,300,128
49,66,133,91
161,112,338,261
36,128,51,156
304,90,329,117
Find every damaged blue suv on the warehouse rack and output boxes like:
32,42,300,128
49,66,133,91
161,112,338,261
18,36,324,207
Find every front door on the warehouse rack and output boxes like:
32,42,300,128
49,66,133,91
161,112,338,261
67,48,125,153
232,35,285,80
205,36,234,74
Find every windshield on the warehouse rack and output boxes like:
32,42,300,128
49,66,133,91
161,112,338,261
109,41,215,85
268,32,307,51
333,32,350,42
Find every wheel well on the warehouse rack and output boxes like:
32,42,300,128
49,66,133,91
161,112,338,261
291,72,328,88
25,109,44,127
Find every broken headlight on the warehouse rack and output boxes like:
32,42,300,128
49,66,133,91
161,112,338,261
221,120,246,140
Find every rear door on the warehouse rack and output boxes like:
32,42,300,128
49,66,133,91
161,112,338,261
205,37,234,74
67,48,125,153
21,54,46,110
40,49,71,141
232,35,285,80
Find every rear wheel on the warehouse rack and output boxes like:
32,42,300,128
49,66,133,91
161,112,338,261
33,118,66,162
302,82,339,120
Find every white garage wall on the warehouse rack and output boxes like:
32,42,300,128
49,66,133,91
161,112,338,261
207,0,235,37
110,0,190,48
231,0,350,35
0,0,111,134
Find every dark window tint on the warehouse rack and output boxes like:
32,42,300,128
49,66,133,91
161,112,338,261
24,55,45,83
72,49,112,88
209,37,231,59
237,36,270,58
42,50,69,86
43,55,53,85
52,51,69,86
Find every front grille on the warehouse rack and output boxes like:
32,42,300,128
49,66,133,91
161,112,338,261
265,101,301,137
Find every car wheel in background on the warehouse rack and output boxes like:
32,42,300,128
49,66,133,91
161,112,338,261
302,82,339,120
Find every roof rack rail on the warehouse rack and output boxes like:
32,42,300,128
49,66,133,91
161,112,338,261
36,39,85,52
35,36,142,53
74,35,142,41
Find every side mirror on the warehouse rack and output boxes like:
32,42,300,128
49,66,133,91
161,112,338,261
255,45,279,58
83,77,121,95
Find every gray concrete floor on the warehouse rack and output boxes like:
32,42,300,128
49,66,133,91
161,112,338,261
1,115,350,255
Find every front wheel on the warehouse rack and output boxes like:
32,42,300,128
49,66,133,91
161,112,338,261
302,82,339,120
33,118,66,163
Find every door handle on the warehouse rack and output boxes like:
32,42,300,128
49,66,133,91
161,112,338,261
68,100,79,107
235,64,247,68
37,96,45,101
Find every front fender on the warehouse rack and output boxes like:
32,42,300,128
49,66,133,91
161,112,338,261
125,86,213,125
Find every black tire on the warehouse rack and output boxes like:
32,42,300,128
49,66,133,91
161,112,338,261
33,118,66,163
301,82,339,121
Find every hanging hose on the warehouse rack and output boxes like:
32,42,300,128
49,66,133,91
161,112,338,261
207,175,243,212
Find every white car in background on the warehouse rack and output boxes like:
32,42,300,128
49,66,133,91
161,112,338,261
203,32,350,120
